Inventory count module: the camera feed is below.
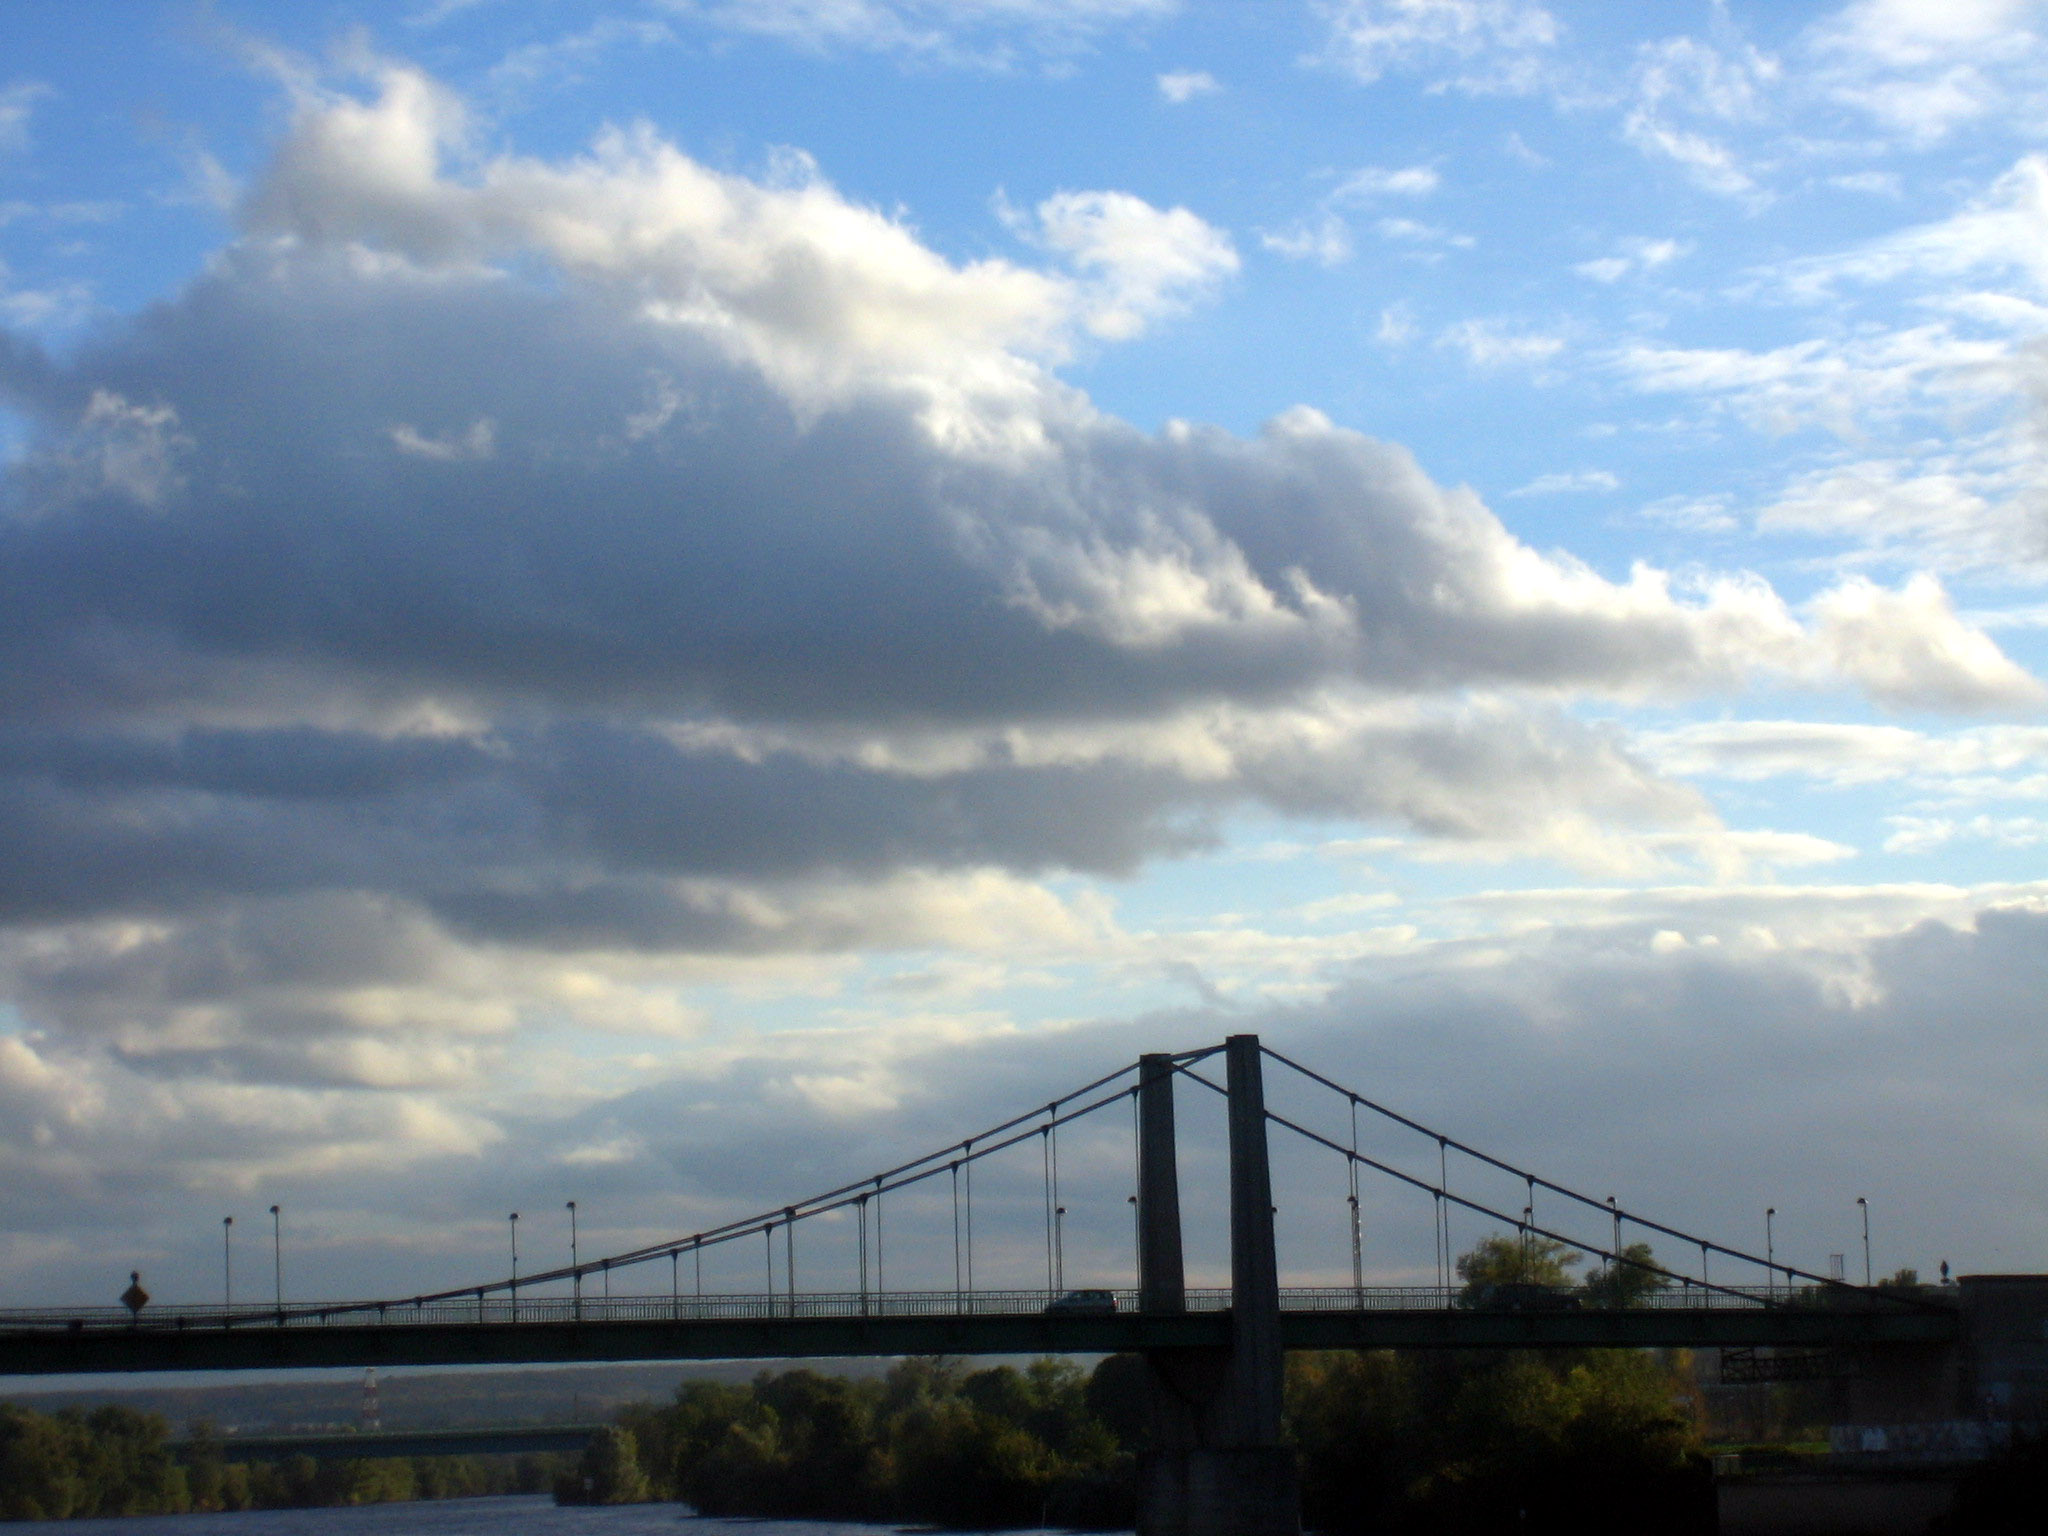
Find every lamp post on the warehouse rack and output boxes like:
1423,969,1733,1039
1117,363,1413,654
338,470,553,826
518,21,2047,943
566,1201,579,1319
1857,1197,1871,1287
509,1212,520,1321
221,1216,233,1316
1765,1208,1776,1300
269,1205,282,1322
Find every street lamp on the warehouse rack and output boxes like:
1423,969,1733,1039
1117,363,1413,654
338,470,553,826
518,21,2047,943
269,1205,283,1322
1765,1208,1776,1301
222,1216,233,1316
509,1212,520,1320
1857,1197,1871,1287
566,1201,579,1319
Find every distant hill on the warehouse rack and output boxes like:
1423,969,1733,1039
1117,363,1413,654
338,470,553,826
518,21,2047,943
2,1358,895,1435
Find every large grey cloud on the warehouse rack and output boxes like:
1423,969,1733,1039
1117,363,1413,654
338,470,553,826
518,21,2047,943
4,889,2042,1306
0,56,2036,1269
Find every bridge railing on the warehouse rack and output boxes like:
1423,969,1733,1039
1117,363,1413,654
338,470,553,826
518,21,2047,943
0,1281,1924,1333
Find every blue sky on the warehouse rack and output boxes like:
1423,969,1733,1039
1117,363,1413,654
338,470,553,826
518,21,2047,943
2,0,2048,1312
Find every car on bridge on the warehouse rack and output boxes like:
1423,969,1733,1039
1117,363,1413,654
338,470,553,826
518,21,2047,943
1044,1289,1118,1315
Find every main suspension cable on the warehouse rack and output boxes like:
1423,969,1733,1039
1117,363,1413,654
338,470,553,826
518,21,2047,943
1172,1061,1828,1311
338,1052,1160,1321
1256,1046,1938,1310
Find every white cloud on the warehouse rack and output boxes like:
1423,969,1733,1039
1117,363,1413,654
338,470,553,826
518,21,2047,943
1026,188,1239,339
1509,469,1619,496
1814,574,2047,709
1611,325,2015,440
1620,115,1757,198
1609,157,2048,574
1805,0,2048,142
4,57,2042,1264
390,417,496,461
1380,822,1856,881
21,389,192,509
1157,68,1219,102
658,0,1175,66
1885,813,2048,852
1376,215,1472,248
1260,163,1440,266
1831,170,1904,196
1261,214,1352,266
1776,154,2048,301
1312,0,1558,89
1333,163,1441,199
1438,317,1563,367
1621,34,1780,199
487,17,677,96
0,265,94,332
1573,236,1689,284
1755,449,2041,574
0,81,51,156
1641,718,2048,788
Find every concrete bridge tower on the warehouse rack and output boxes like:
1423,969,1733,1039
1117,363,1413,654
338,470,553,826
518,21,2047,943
1135,1034,1300,1536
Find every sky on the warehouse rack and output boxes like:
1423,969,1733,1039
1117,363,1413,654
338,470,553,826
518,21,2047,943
3,0,2048,1319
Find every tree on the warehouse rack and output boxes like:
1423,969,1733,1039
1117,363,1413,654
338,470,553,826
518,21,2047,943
1083,1354,1149,1449
564,1425,650,1505
1581,1242,1671,1308
1286,1351,1417,1534
1456,1232,1581,1300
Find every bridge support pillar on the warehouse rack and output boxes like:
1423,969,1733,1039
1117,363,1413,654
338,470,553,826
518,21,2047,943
1136,1037,1299,1536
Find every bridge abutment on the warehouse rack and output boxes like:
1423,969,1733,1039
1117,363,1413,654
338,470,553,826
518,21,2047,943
1134,1038,1300,1536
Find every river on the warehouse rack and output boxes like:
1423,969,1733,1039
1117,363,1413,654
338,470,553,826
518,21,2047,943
0,1499,1114,1536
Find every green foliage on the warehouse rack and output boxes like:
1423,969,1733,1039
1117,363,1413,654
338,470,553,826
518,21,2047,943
1290,1345,1708,1535
1288,1231,1709,1534
0,1405,186,1520
1581,1242,1672,1308
628,1355,1131,1528
554,1425,650,1505
1455,1233,1582,1299
0,1402,564,1522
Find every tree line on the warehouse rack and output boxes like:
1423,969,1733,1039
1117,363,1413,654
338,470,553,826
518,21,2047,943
21,1231,1927,1529
555,1235,1713,1532
0,1404,562,1521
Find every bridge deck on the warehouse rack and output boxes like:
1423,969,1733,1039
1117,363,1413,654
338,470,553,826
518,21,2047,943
0,1288,1957,1375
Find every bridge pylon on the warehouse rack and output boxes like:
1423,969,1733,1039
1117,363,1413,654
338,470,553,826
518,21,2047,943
1135,1035,1300,1536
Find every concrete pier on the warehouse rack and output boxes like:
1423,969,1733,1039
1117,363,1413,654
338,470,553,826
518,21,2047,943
1135,1037,1300,1536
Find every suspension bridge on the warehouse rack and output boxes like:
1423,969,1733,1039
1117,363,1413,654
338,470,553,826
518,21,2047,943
1,1036,2014,1536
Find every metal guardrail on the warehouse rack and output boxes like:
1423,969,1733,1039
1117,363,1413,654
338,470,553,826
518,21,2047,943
0,1282,1929,1334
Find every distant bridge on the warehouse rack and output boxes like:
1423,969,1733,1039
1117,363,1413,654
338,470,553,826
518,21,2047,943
1,1035,1981,1536
0,1284,1956,1375
178,1424,606,1462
